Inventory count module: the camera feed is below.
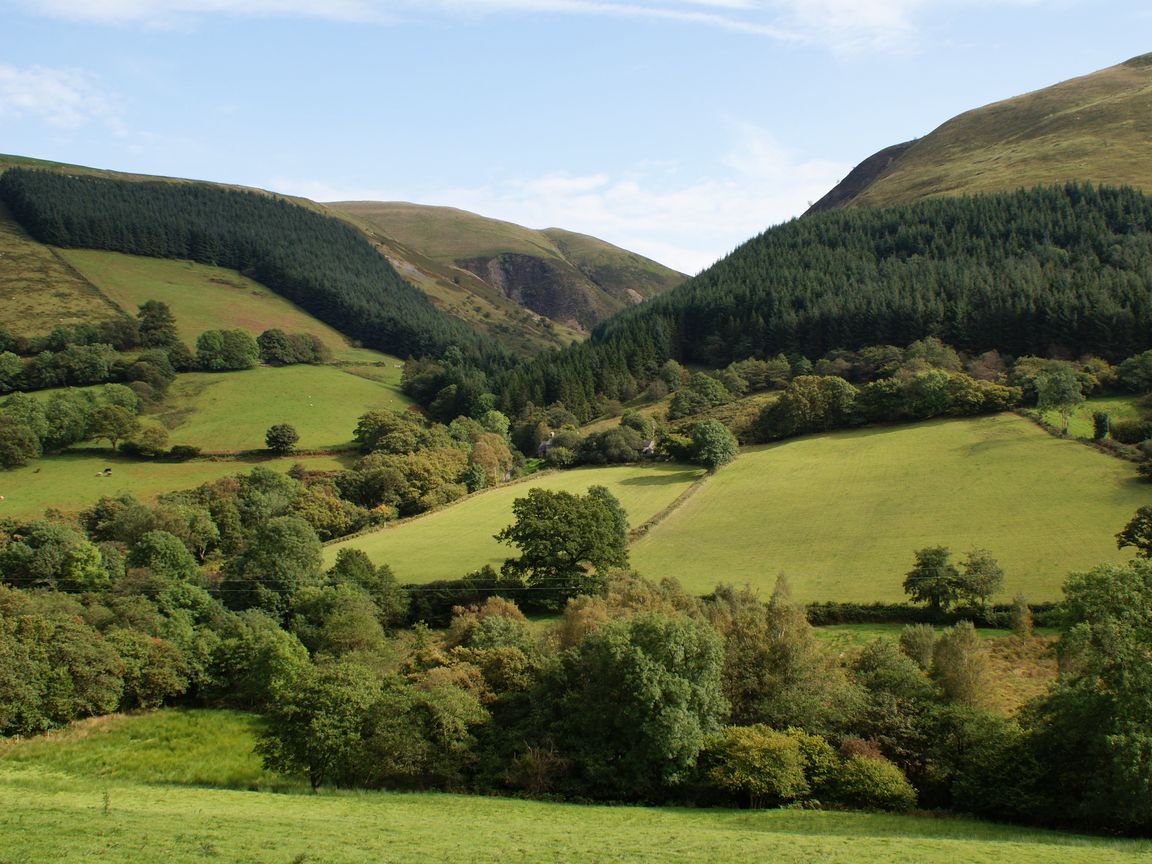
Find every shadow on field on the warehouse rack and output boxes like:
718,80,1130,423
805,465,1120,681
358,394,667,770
617,469,701,486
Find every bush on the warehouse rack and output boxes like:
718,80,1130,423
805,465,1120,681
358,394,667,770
1109,419,1152,445
701,725,808,808
829,755,917,812
899,624,937,670
166,444,201,461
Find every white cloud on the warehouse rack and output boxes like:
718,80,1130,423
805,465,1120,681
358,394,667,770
22,0,1057,50
0,63,124,132
271,124,850,274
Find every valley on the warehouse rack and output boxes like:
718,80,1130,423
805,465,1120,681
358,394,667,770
3,45,1152,858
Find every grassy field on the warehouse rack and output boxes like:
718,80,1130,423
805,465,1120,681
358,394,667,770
0,451,351,519
851,55,1152,208
58,249,394,363
0,710,1146,864
0,202,127,337
144,365,408,452
630,413,1147,604
323,463,704,582
1038,395,1150,440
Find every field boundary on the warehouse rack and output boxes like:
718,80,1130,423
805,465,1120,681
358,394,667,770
46,246,131,321
628,472,709,542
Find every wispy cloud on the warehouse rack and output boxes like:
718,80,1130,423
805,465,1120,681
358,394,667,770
0,63,125,132
21,0,1057,51
271,123,850,273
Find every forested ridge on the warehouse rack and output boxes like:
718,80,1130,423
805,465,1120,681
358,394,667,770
0,169,505,365
497,185,1152,419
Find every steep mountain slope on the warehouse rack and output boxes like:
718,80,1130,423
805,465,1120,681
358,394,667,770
328,201,685,340
810,53,1152,212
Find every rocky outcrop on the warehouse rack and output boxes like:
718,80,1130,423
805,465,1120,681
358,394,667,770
456,254,610,331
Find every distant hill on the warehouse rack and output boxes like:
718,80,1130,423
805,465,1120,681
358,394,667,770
0,154,683,355
809,53,1152,212
328,201,685,342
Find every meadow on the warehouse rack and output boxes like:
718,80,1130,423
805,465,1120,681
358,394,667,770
145,365,408,452
58,248,395,363
0,709,1145,864
323,462,704,582
0,451,351,520
630,413,1145,603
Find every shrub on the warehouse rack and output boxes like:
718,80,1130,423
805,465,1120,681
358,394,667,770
1092,411,1111,441
1109,419,1152,445
829,755,917,812
701,725,808,808
166,444,201,461
899,624,937,670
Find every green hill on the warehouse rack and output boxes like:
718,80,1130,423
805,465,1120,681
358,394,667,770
0,154,683,355
1,709,1144,864
500,184,1152,421
811,53,1152,212
328,201,686,343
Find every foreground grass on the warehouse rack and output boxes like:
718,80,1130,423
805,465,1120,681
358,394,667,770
147,365,409,452
324,463,703,582
630,414,1145,603
60,249,392,363
0,451,351,519
0,710,1146,864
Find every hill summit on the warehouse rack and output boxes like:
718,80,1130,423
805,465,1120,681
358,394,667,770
809,52,1152,212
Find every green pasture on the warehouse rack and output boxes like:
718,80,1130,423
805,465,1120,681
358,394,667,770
146,365,409,452
630,414,1148,604
0,710,1145,864
0,451,350,520
59,248,394,363
324,463,703,582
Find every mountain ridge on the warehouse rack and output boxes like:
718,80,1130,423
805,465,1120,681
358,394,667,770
809,53,1152,211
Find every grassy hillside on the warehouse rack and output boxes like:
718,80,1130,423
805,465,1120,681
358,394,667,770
0,451,350,520
323,462,704,582
845,54,1152,209
59,249,391,363
0,201,127,337
328,414,1143,601
1,710,1145,864
329,201,685,336
631,414,1144,603
144,365,407,452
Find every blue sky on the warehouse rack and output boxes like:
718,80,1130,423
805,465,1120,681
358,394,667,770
1,1,1148,273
